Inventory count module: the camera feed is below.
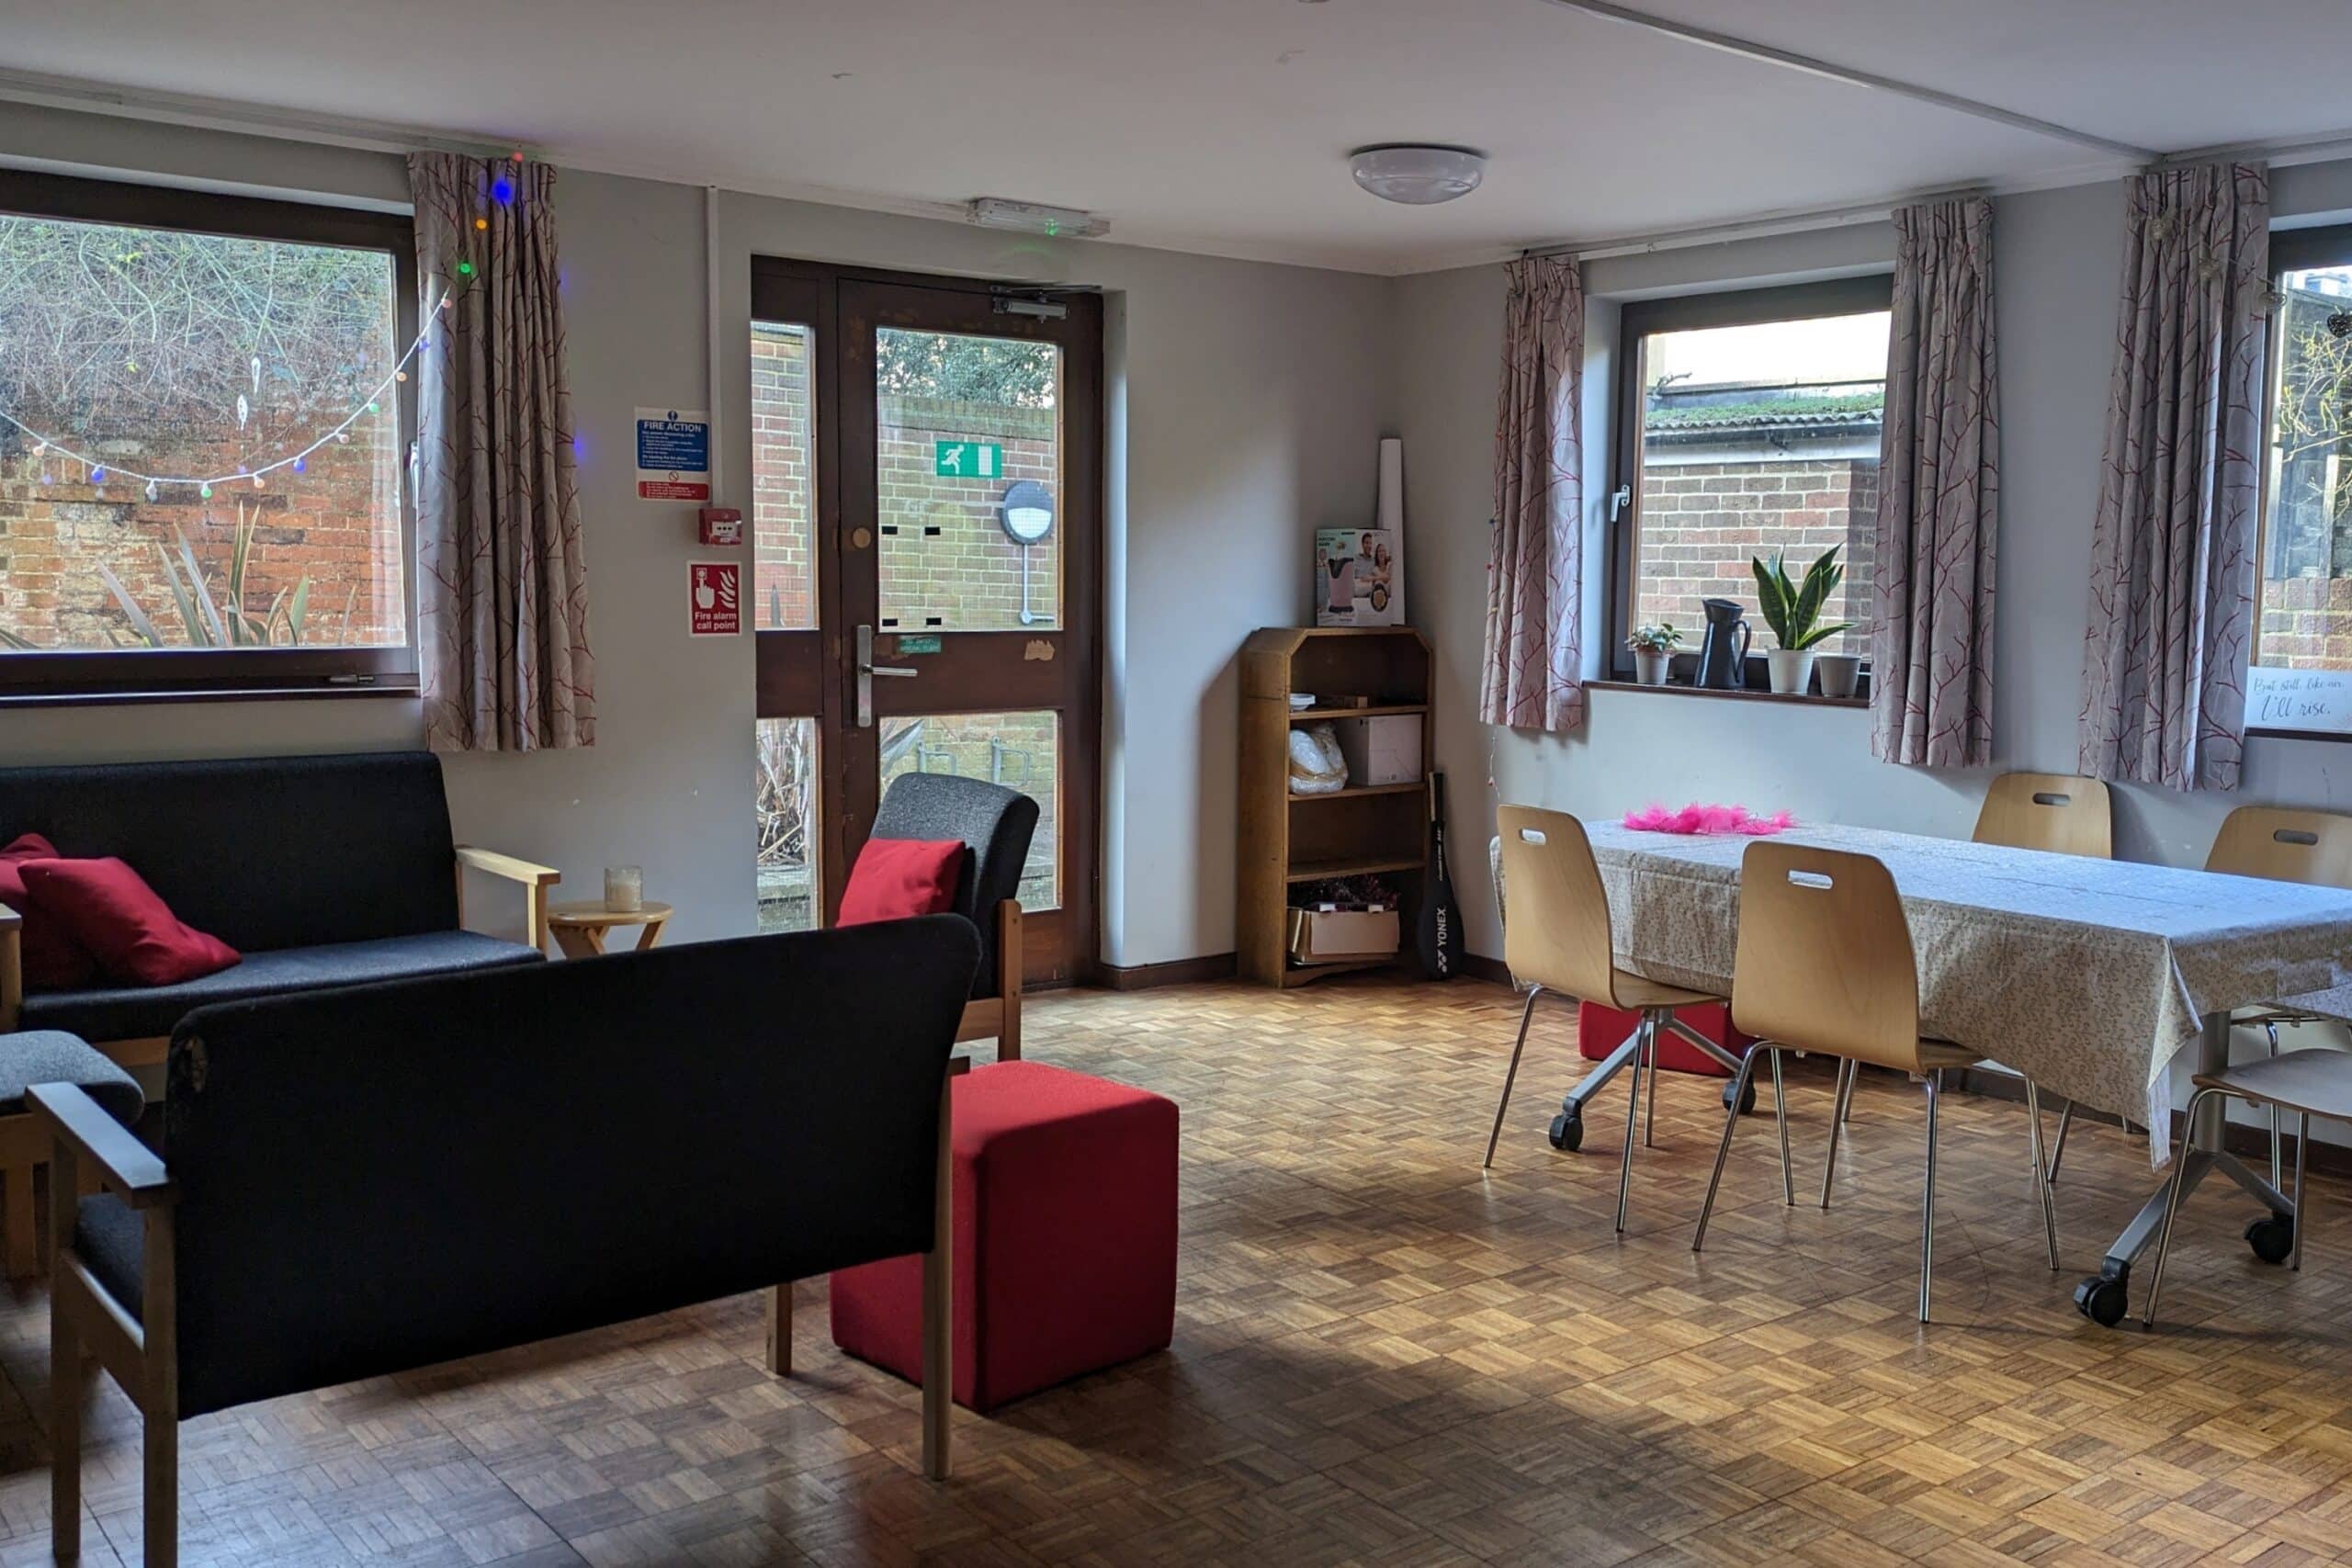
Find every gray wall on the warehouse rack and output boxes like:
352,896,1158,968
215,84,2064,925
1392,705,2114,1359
0,102,1389,967
1391,159,2352,966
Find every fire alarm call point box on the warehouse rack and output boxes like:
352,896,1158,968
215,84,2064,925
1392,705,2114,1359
697,507,743,547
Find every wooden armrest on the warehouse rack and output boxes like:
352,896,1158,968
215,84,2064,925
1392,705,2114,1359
28,1084,174,1210
455,846,562,886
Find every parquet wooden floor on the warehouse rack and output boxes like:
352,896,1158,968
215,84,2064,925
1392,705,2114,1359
4,977,2352,1566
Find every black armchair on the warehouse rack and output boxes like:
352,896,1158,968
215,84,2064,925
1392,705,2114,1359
36,919,978,1568
870,771,1039,1058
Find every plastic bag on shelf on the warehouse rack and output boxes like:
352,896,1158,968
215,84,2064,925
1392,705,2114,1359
1287,723,1348,795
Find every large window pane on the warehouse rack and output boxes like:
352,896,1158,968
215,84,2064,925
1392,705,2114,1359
880,710,1057,908
876,328,1062,634
755,716,820,934
1632,310,1889,657
2257,262,2352,669
0,209,402,653
751,321,817,631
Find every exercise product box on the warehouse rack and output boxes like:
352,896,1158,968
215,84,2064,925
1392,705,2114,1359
1315,527,1401,626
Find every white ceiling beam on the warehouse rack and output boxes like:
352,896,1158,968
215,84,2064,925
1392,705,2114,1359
1533,0,2155,162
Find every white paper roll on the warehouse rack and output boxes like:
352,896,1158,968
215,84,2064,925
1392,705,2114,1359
1377,437,1404,533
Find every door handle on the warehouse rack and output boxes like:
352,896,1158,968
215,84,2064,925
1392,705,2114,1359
855,624,918,728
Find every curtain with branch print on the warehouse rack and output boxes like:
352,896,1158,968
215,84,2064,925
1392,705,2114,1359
1871,196,2000,767
2077,163,2268,792
1482,256,1586,733
410,152,594,751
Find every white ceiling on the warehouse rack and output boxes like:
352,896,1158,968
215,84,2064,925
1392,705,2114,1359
2,0,2348,274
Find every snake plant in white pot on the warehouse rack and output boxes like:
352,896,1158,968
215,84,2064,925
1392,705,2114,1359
1751,546,1855,695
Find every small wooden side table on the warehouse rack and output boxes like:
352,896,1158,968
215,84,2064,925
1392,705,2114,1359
548,900,673,959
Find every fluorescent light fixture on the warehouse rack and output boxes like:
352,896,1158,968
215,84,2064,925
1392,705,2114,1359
1349,145,1487,206
967,197,1109,239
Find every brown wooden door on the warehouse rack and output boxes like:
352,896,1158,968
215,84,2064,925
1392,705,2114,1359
748,260,1102,987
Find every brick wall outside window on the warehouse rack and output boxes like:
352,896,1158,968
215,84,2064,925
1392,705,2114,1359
1633,456,1878,657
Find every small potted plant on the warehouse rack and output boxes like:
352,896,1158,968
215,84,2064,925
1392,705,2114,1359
1626,622,1680,686
1751,546,1855,695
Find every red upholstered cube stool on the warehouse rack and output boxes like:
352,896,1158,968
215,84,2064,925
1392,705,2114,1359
830,1060,1177,1412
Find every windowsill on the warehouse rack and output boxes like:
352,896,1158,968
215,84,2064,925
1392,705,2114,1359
1589,678,1867,710
0,682,419,711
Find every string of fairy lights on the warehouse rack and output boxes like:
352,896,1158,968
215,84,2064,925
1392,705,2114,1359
0,152,526,502
0,292,450,501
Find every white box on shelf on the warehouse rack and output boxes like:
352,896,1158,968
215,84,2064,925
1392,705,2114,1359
1334,714,1421,786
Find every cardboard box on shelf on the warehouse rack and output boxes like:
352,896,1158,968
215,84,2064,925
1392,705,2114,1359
1333,714,1422,786
1287,908,1400,966
1314,527,1401,626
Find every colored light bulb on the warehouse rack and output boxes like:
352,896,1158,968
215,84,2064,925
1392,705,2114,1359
292,457,306,474
457,261,474,276
89,466,105,483
199,483,212,498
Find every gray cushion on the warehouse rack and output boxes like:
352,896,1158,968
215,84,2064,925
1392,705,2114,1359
0,1030,142,1124
19,931,546,1043
75,1192,144,1324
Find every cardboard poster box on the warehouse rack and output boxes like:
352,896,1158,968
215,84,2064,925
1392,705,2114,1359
1334,714,1422,786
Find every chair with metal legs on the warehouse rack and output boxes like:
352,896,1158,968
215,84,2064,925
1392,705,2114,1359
1967,773,2118,1179
1693,841,2060,1323
1484,807,1791,1231
2141,1048,2352,1329
2199,807,2352,1188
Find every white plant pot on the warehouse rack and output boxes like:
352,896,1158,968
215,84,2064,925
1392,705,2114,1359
1766,649,1815,695
1815,653,1861,700
1634,649,1672,686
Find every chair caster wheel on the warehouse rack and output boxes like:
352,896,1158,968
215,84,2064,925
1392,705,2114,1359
2074,1271,2130,1326
2246,1213,2295,1266
1722,1077,1757,1115
1548,1110,1584,1152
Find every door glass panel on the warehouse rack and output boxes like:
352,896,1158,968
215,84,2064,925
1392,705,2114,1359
751,321,817,630
754,716,819,932
875,328,1062,633
880,711,1057,908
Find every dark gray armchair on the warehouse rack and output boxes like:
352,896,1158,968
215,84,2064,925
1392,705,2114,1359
37,918,978,1568
870,771,1039,1058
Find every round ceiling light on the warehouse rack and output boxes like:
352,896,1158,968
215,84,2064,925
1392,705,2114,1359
1349,144,1487,206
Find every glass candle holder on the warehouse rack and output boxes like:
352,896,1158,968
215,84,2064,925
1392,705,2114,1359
604,865,643,913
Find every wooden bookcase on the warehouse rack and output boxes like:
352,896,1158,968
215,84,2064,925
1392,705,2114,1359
1237,626,1433,987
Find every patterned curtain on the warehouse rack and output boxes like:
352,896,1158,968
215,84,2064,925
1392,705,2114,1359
410,152,594,752
2078,164,2269,792
1871,197,2000,767
1481,256,1586,733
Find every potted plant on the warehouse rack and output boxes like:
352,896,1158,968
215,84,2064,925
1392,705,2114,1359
1625,622,1680,686
1750,546,1855,695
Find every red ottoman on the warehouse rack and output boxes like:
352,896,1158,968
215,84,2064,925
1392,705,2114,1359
830,1060,1177,1412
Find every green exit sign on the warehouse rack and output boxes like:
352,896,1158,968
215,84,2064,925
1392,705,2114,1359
933,441,1003,479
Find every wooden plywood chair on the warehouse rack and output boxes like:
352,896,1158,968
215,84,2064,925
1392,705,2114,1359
1973,773,2113,859
2143,1047,2352,1328
1486,807,1790,1230
1694,841,2059,1323
1966,773,2114,1180
2203,805,2352,1190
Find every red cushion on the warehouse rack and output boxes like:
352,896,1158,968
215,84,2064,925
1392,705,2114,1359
837,838,966,926
831,1061,1178,1412
0,835,98,991
18,857,240,987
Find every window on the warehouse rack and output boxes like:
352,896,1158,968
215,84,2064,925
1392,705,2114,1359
0,171,416,702
2250,224,2352,734
1611,277,1892,682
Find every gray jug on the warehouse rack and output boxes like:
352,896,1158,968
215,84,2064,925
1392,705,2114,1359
1694,598,1751,690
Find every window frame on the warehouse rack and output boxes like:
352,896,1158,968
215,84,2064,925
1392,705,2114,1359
2247,220,2352,739
0,168,420,706
1608,274,1894,686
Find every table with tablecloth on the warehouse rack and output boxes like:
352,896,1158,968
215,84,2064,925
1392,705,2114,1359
1577,821,2352,1168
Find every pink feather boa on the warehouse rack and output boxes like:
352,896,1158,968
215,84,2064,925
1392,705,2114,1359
1623,803,1795,837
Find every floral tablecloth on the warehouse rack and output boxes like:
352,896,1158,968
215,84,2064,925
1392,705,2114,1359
1581,822,2352,1165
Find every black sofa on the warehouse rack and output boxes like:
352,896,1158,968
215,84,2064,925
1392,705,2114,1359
872,771,1039,1056
38,918,978,1568
0,750,558,1053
